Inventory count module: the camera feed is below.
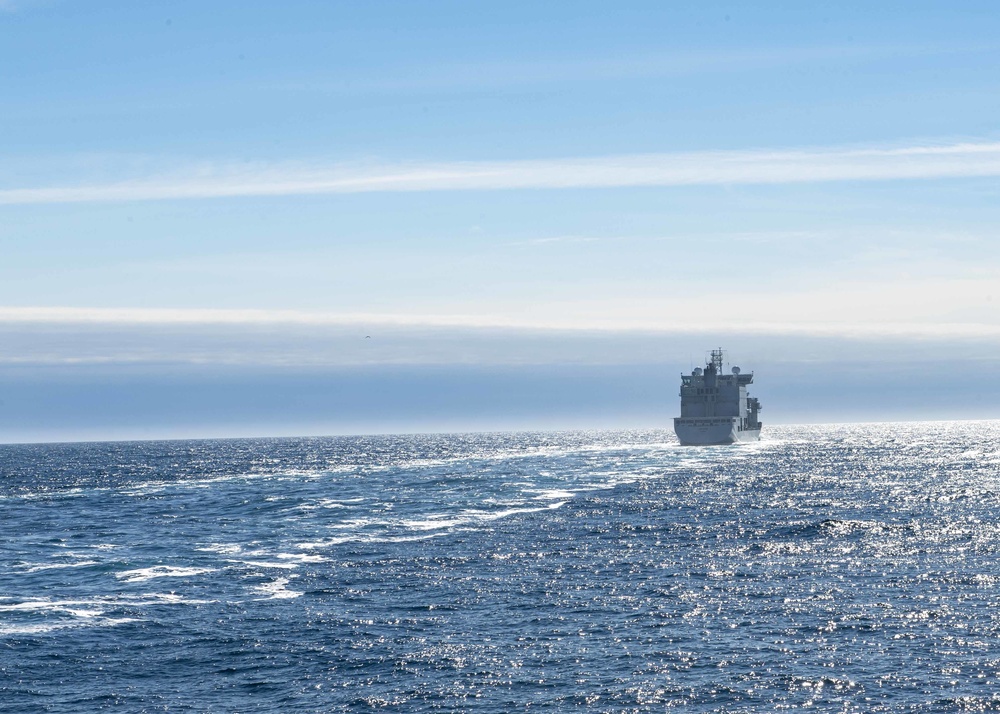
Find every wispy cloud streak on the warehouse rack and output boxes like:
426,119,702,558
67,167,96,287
2,306,1000,341
4,141,1000,205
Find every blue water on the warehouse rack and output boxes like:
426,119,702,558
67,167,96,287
2,422,1000,712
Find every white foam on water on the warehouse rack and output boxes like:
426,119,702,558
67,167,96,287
470,502,566,521
294,532,446,549
382,439,672,475
315,498,361,509
291,498,571,547
4,486,98,502
0,617,139,637
399,501,567,532
119,468,331,497
0,600,104,617
240,547,270,556
377,533,449,543
527,489,577,500
295,536,357,548
0,622,76,635
131,592,215,605
197,543,243,555
275,467,348,480
0,591,217,637
276,552,327,563
330,517,376,530
479,496,528,506
233,560,299,570
0,590,221,637
0,617,141,636
0,594,213,612
401,515,471,531
573,482,616,492
252,577,303,600
21,559,100,573
115,566,215,583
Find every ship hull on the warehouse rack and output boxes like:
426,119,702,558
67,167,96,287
673,418,760,446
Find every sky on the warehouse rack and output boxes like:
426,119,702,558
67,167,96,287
2,1,1000,441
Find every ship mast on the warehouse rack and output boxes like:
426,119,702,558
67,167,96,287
710,348,724,371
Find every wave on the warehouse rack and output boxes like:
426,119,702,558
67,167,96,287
115,566,216,583
251,577,302,600
19,559,100,573
0,617,140,636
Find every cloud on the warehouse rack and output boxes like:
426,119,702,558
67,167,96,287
1,305,1000,341
4,141,1000,205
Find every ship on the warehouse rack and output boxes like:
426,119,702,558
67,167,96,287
673,348,762,445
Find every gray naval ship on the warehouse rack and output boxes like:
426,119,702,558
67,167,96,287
673,348,762,445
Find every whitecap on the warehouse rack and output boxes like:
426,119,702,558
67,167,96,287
130,592,215,605
276,553,327,563
0,612,142,637
1,621,91,636
398,500,566,532
528,489,576,500
0,600,103,617
296,532,446,548
251,577,302,600
401,516,471,531
197,543,243,555
295,536,357,548
0,594,212,613
115,566,215,583
319,497,364,507
373,533,447,543
21,559,100,573
329,518,375,530
462,501,566,522
232,560,299,570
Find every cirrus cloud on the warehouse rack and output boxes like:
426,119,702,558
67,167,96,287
3,140,1000,205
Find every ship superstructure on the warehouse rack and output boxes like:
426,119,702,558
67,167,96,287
673,348,762,445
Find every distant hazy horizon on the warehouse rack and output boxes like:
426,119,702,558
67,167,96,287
3,353,998,444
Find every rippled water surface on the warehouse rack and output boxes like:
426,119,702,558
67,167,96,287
3,422,1000,712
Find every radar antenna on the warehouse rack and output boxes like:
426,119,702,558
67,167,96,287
710,348,724,371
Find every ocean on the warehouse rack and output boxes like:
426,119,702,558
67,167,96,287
2,421,1000,712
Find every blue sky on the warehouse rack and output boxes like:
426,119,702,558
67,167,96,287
2,1,1000,440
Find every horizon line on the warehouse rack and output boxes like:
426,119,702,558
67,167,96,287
3,417,1000,448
